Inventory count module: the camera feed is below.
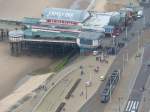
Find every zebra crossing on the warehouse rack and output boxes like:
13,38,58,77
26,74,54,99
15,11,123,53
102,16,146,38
124,100,140,112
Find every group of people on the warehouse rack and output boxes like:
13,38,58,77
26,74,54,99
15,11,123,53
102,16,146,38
96,52,109,64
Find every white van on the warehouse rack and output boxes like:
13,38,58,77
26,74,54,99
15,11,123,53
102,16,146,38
137,9,143,18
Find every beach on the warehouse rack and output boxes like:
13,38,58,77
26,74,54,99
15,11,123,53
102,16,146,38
0,0,74,20
0,42,51,100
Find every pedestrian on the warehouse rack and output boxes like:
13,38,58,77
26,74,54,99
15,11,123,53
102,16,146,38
80,91,84,96
81,70,84,76
63,108,65,111
96,56,99,61
51,82,55,86
142,86,145,91
105,59,108,64
80,65,83,69
97,66,99,70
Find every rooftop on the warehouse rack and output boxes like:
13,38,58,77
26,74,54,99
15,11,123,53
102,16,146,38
22,17,41,25
9,30,24,37
24,29,79,39
42,8,90,23
84,13,111,28
79,31,105,40
83,12,123,30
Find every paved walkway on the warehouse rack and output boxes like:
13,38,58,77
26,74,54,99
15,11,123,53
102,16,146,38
139,75,150,112
13,55,115,112
138,73,150,112
34,55,115,112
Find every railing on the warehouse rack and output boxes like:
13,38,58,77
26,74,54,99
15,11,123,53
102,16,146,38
0,18,21,25
9,37,77,44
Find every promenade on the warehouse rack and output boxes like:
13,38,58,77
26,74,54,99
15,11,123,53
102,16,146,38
34,55,115,112
13,54,115,112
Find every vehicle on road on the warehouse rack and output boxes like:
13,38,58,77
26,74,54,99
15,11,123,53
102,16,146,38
137,9,143,18
100,70,120,103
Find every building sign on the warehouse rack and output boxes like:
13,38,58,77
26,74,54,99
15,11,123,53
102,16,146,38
46,19,78,25
45,11,74,19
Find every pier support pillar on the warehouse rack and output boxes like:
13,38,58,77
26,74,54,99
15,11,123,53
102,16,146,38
10,42,22,56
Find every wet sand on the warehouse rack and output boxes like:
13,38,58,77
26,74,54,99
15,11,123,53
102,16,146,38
0,42,51,100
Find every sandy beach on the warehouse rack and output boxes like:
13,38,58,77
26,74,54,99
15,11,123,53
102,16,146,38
0,0,74,20
0,42,52,100
104,0,139,11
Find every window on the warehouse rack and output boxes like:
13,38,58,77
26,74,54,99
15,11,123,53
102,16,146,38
80,38,92,45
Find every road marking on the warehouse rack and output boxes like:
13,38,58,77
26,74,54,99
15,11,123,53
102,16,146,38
135,101,139,110
126,100,131,111
128,100,134,111
125,100,140,112
132,101,137,110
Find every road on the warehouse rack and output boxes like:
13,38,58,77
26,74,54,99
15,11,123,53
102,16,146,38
79,6,150,112
124,44,150,112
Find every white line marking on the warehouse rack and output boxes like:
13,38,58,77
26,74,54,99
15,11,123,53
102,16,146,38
126,100,131,111
132,101,137,110
135,101,139,110
128,100,134,111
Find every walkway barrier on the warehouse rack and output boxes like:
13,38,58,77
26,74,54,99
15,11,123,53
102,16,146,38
55,102,66,112
65,78,81,99
0,18,21,25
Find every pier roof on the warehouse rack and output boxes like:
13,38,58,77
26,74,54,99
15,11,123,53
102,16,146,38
23,29,79,39
79,31,105,40
42,8,90,23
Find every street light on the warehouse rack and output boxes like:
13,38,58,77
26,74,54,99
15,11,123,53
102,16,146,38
143,15,146,28
109,77,112,103
118,97,123,112
125,27,128,41
85,85,88,100
137,30,140,53
123,53,125,73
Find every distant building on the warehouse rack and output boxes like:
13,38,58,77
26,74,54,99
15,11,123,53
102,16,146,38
139,0,150,3
139,0,150,6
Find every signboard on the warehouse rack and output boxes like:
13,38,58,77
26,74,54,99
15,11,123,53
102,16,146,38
46,11,74,18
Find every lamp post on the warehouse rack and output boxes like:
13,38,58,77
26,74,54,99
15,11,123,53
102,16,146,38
123,53,125,73
125,27,128,41
85,85,88,100
143,15,146,28
118,97,123,112
137,30,140,54
109,77,112,103
112,35,117,55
